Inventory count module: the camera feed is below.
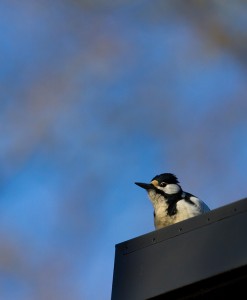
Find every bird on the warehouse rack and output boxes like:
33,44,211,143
135,173,210,230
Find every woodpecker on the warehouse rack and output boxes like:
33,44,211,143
135,173,210,230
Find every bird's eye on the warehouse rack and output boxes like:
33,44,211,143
160,182,167,187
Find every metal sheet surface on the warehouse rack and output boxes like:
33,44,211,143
111,198,247,300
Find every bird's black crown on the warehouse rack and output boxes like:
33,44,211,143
151,173,179,184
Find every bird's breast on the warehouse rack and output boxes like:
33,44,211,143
153,198,204,229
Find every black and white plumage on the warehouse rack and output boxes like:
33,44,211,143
135,173,210,230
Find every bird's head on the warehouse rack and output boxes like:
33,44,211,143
135,173,181,196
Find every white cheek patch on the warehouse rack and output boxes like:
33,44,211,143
164,184,180,194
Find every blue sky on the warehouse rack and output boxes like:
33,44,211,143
0,1,247,299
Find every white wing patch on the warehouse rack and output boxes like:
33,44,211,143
175,196,210,223
189,196,210,213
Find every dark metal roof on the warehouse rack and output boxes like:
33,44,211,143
111,198,247,299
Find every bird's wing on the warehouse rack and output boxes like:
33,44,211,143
184,192,210,213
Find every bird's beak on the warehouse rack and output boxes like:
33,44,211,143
135,182,154,190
